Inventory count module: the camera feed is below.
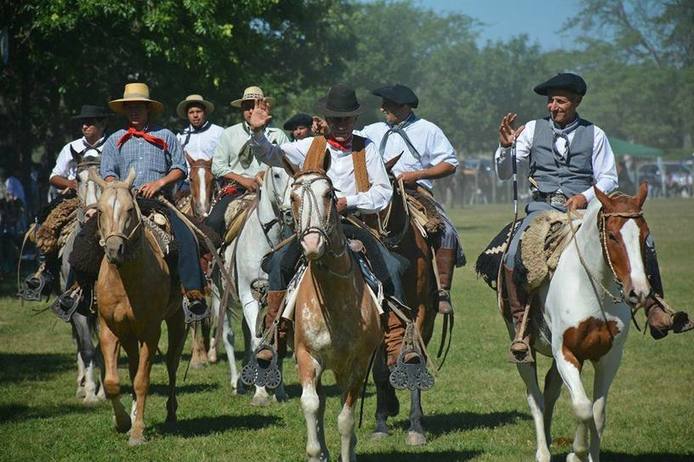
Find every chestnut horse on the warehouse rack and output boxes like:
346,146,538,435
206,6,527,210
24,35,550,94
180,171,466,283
372,177,439,446
499,184,651,462
290,169,382,462
90,168,186,446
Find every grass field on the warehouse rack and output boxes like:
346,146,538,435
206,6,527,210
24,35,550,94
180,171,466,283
1,199,693,462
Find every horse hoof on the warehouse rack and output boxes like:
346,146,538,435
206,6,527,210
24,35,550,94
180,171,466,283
208,351,218,363
566,453,584,462
274,391,288,403
113,415,132,433
371,431,389,439
406,431,426,446
128,435,145,447
250,395,272,407
190,361,207,370
76,387,86,399
83,396,100,407
236,378,248,395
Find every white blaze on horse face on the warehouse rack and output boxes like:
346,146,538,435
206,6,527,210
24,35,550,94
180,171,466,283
296,176,331,259
620,219,650,304
196,167,208,216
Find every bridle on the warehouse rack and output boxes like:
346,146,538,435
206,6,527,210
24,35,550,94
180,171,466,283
257,168,293,248
597,209,645,295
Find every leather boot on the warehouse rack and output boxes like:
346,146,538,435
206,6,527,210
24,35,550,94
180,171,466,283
435,248,456,315
503,266,533,363
257,290,288,361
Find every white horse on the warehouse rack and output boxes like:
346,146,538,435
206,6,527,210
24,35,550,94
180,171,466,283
502,184,652,462
210,166,292,404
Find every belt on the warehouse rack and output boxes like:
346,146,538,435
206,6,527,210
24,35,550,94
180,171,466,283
532,191,568,207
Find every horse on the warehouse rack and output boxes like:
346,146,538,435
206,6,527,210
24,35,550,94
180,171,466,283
289,166,383,462
371,177,439,446
214,165,292,404
60,153,105,405
89,168,187,446
499,184,651,462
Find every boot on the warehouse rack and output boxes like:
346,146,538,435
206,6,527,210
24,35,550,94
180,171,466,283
183,289,210,324
257,290,288,361
503,266,533,363
643,244,694,339
435,248,456,315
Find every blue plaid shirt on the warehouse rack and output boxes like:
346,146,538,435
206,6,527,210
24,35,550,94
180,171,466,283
100,125,187,189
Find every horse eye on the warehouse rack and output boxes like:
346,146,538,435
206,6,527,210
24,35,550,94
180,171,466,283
274,173,280,178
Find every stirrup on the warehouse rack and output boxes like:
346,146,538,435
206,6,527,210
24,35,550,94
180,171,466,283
508,338,534,364
18,268,53,302
182,298,210,324
241,344,282,389
51,287,82,322
389,349,434,391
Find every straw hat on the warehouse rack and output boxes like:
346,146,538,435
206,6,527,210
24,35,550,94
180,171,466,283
230,86,275,108
176,94,215,119
108,83,164,115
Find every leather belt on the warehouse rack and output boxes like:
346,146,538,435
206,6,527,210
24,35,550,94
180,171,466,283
532,190,568,207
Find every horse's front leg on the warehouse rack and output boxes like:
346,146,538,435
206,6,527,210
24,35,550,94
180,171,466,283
554,352,592,462
516,359,552,462
99,318,130,434
589,344,625,462
337,379,361,462
542,359,563,450
297,348,328,462
73,313,100,405
128,332,159,446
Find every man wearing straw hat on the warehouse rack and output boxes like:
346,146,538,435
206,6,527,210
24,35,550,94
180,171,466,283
206,86,289,235
176,94,224,163
100,82,209,322
50,105,111,193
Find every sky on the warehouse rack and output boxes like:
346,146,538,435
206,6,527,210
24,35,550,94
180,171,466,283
411,0,583,51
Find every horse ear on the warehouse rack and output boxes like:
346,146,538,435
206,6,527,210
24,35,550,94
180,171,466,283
124,167,137,188
185,152,194,165
70,145,83,164
384,152,403,173
594,185,612,207
88,167,107,189
281,155,299,177
636,181,648,208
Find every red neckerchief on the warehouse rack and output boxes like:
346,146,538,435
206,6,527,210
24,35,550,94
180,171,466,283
117,126,169,151
326,134,353,152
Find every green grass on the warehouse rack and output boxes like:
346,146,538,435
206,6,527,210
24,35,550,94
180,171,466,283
1,199,693,461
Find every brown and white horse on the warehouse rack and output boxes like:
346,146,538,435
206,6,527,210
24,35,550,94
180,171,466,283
500,184,651,462
185,154,215,219
290,168,383,462
90,168,186,446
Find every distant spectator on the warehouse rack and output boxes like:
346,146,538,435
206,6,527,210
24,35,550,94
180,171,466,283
617,160,636,195
283,113,313,141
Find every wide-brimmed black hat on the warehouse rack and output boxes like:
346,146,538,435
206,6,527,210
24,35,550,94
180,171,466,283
533,73,587,96
72,105,111,120
372,84,419,108
283,113,313,131
314,84,362,117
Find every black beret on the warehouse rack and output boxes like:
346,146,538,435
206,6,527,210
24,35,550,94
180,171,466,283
283,113,313,131
371,84,419,108
533,73,587,96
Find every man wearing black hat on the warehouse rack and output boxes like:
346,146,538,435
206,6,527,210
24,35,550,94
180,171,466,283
360,84,465,316
283,113,313,141
247,85,417,370
495,72,691,362
50,105,110,192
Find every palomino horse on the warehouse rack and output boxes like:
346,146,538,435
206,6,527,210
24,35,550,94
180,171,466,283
220,165,292,403
290,168,382,462
372,178,438,446
90,168,186,446
60,153,105,405
501,184,650,462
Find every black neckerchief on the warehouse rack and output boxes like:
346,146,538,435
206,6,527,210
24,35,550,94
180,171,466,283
181,121,212,148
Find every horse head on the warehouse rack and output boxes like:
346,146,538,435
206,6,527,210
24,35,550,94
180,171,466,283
186,154,214,218
594,182,650,307
89,167,141,266
261,166,293,229
76,155,102,207
290,167,340,261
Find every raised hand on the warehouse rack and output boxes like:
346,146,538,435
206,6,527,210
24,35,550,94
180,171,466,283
312,116,329,136
249,98,272,132
499,112,525,148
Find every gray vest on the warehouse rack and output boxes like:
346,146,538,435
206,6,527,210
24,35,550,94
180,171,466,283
529,117,594,197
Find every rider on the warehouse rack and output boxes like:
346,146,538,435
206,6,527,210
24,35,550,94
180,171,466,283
206,86,289,236
359,84,465,315
248,84,411,368
176,94,224,169
495,72,693,362
100,82,209,323
283,113,313,141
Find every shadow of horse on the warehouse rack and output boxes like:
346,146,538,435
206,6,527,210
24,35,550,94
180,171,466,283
148,382,220,396
360,449,482,461
155,413,283,437
391,410,530,437
0,402,96,424
551,453,694,462
0,352,74,384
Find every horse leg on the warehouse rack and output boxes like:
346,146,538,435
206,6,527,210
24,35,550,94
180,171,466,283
73,313,100,405
221,310,239,392
189,321,208,369
207,295,219,363
128,333,159,446
298,348,328,462
338,380,360,462
589,345,624,462
75,350,86,399
554,355,591,462
372,345,398,438
99,318,130,433
165,307,187,424
543,359,563,450
406,389,426,446
516,360,552,462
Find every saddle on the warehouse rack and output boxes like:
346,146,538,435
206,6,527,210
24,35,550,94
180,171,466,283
223,193,256,244
403,187,445,239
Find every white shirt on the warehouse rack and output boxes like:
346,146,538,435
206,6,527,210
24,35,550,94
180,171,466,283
359,115,459,190
251,132,392,213
494,119,618,202
176,121,224,162
51,136,105,180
